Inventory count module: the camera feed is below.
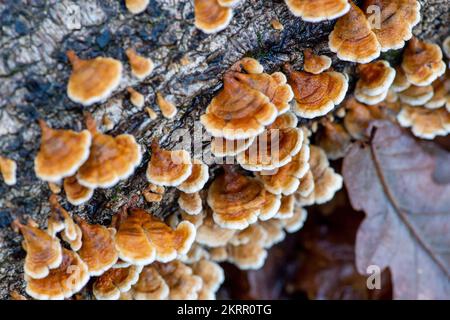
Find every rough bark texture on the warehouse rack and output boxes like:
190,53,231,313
0,0,448,299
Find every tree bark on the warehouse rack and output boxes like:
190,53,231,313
0,0,448,299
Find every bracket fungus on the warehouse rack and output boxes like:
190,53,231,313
285,64,348,119
93,265,142,300
125,0,149,14
156,92,177,119
343,97,386,140
354,60,396,105
192,259,225,300
196,211,236,248
75,217,119,277
126,49,154,80
443,36,450,59
201,58,293,140
63,176,94,206
143,183,165,203
77,114,142,189
303,49,332,75
126,265,169,300
362,0,421,52
256,141,310,196
210,136,255,157
146,140,192,187
194,0,238,34
275,195,295,220
285,0,350,22
177,159,209,194
425,77,450,109
127,87,145,108
66,50,122,106
401,37,446,86
398,84,434,106
35,120,91,183
25,248,89,300
178,192,203,216
317,119,351,160
391,66,411,93
281,205,308,233
397,105,450,139
12,219,62,280
0,156,17,186
115,207,196,265
328,2,380,63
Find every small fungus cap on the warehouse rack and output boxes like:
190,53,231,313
66,50,122,106
194,0,233,34
63,176,94,206
177,159,209,193
285,0,350,22
93,265,142,300
0,156,17,186
178,192,203,216
126,49,154,80
196,211,236,247
303,49,332,74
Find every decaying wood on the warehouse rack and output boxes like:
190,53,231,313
0,0,448,299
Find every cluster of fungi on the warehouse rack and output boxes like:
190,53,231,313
3,0,449,300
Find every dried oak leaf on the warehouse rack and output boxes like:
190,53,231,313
343,121,450,299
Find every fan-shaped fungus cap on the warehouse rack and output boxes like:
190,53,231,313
237,127,304,171
274,194,295,220
180,209,206,228
115,208,196,265
201,58,293,140
0,156,16,186
354,60,396,105
303,49,332,74
75,216,118,276
285,64,348,119
391,66,411,92
125,0,149,14
226,241,267,270
77,114,142,189
317,119,351,160
210,136,255,157
192,259,224,300
328,2,380,63
285,0,350,22
208,246,228,262
196,211,236,247
146,140,192,187
66,50,122,106
401,37,446,86
207,166,267,230
125,49,153,81
177,159,209,193
154,261,203,300
425,77,449,109
443,36,450,59
155,92,177,119
12,219,62,280
257,142,310,196
127,87,145,108
398,84,434,106
397,105,450,139
48,195,79,239
260,220,286,248
34,120,91,183
229,223,266,246
268,111,298,129
143,183,165,203
178,192,203,216
127,265,169,300
25,248,89,300
362,0,421,52
281,205,308,233
343,97,386,139
93,265,142,300
194,0,233,34
63,176,93,206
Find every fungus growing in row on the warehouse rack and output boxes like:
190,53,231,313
192,259,225,300
398,84,434,106
146,140,192,187
210,136,255,157
328,2,380,63
285,64,348,118
229,223,266,247
425,77,449,109
63,176,94,206
401,37,446,86
180,210,206,228
177,159,209,193
256,142,310,196
236,127,304,171
207,166,279,229
226,238,267,270
178,192,203,216
362,0,421,52
25,249,89,300
281,205,308,233
397,105,450,139
156,92,177,119
93,265,142,300
0,156,17,186
303,49,332,74
343,97,386,140
201,58,293,140
77,114,142,189
194,0,234,34
143,183,165,203
115,207,196,265
391,66,411,92
125,0,149,14
75,216,119,277
66,50,122,106
125,49,154,79
34,120,91,183
196,211,236,248
285,0,350,22
354,60,396,105
274,195,295,220
126,265,169,300
12,219,62,280
317,119,351,160
127,87,145,108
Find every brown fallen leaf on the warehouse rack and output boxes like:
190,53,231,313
343,121,450,299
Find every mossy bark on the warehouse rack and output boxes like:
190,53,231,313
0,0,448,299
